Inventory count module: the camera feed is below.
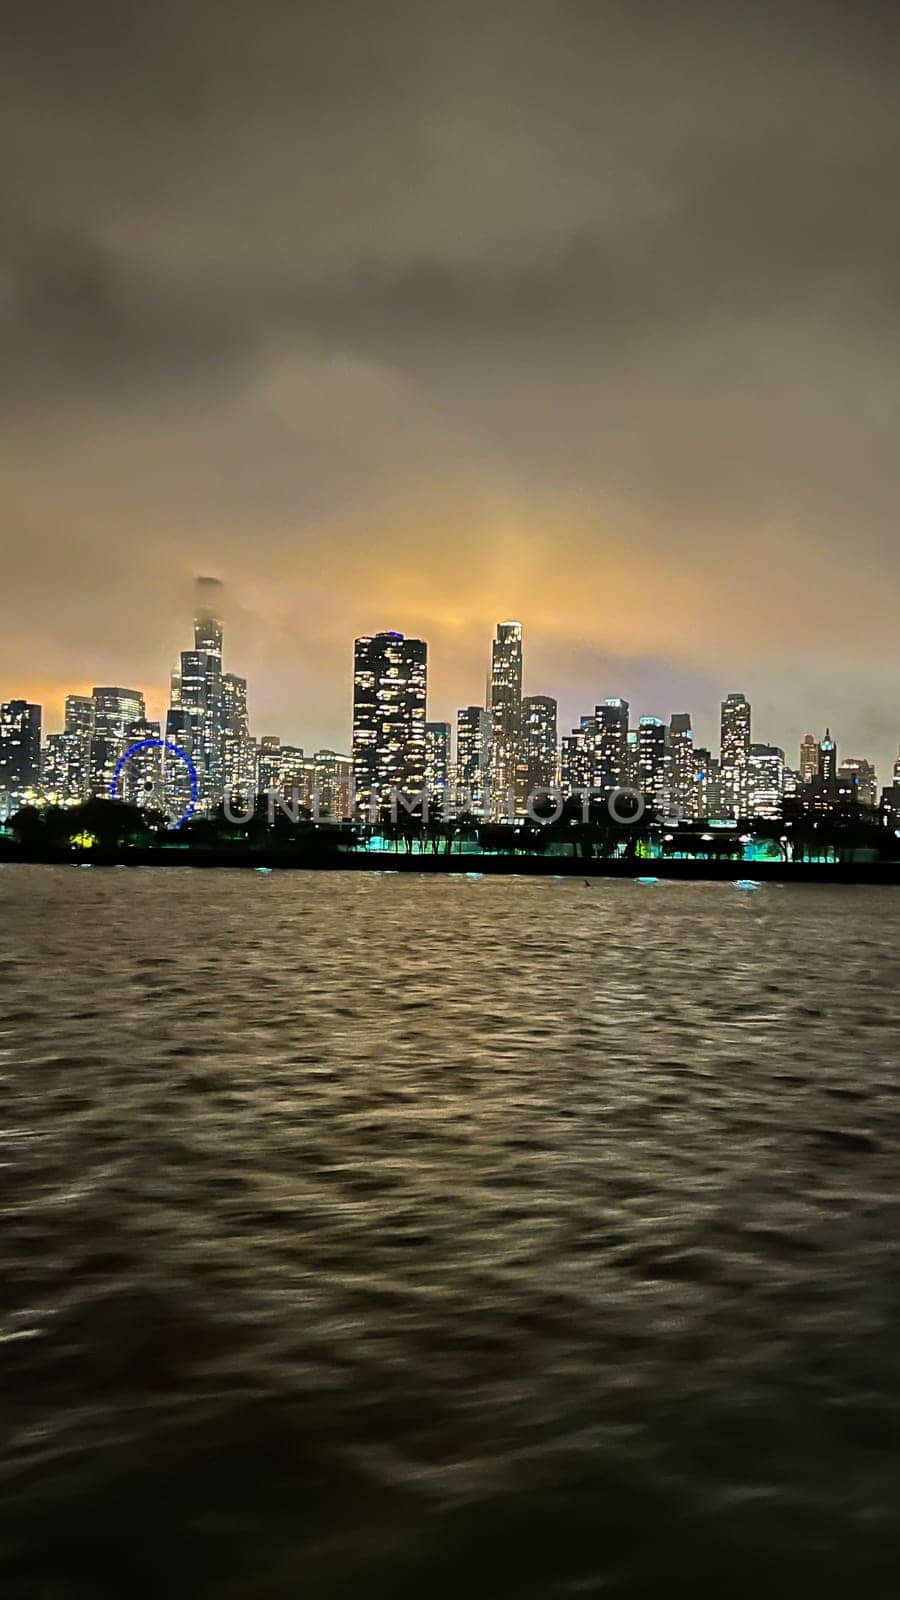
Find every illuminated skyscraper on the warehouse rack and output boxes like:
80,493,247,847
118,720,163,807
593,699,629,794
311,750,352,819
221,673,254,802
424,721,452,794
748,744,785,819
669,713,695,818
456,706,491,812
720,692,751,817
522,695,558,793
0,701,42,812
638,717,669,813
352,631,428,813
255,737,282,795
90,687,146,796
799,733,818,786
489,621,523,815
818,728,837,785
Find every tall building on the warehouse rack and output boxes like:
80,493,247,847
838,758,877,809
0,701,42,812
221,673,254,802
593,699,629,794
255,737,283,794
669,713,695,818
720,693,751,817
424,721,452,794
693,747,725,819
489,621,523,815
90,687,146,796
352,631,428,814
166,577,231,810
818,728,837,785
799,733,818,786
522,695,558,793
456,706,492,811
638,717,669,813
748,744,785,819
561,715,595,795
311,750,352,819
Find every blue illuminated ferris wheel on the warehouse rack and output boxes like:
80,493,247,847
110,738,200,828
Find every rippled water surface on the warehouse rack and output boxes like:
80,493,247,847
2,867,900,1597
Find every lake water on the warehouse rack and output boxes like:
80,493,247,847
2,867,900,1596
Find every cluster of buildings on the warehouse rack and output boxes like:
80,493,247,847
1,584,897,829
349,624,896,825
0,579,352,823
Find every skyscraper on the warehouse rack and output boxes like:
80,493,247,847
593,699,629,794
638,717,669,813
90,688,146,796
456,706,492,813
118,720,163,807
489,621,523,816
0,700,42,811
352,631,428,814
669,713,695,818
748,744,785,819
799,733,818,786
561,716,595,795
221,673,254,802
424,721,452,794
522,695,558,793
818,728,837,785
693,747,724,819
720,693,751,817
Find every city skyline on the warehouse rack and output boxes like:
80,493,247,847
3,6,900,790
2,578,895,828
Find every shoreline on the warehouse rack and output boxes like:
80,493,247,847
2,847,899,885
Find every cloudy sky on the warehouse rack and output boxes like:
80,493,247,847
2,0,898,776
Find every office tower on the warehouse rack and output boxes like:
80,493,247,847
221,673,254,801
352,631,428,813
818,728,837,785
799,733,818,786
669,713,695,818
720,693,751,817
424,721,452,795
194,576,224,655
560,715,595,795
638,717,670,813
0,701,42,814
838,758,877,809
522,695,558,793
311,751,353,819
90,687,146,796
694,748,725,819
748,744,785,819
456,706,492,813
489,621,523,815
166,577,228,811
593,699,629,794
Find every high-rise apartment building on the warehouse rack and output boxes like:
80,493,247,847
489,622,523,815
693,747,724,818
720,693,751,817
593,699,629,794
90,687,146,796
221,672,254,801
0,701,42,811
456,706,492,812
522,695,558,793
638,717,670,813
424,721,452,794
561,716,595,795
352,631,428,814
669,713,695,818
